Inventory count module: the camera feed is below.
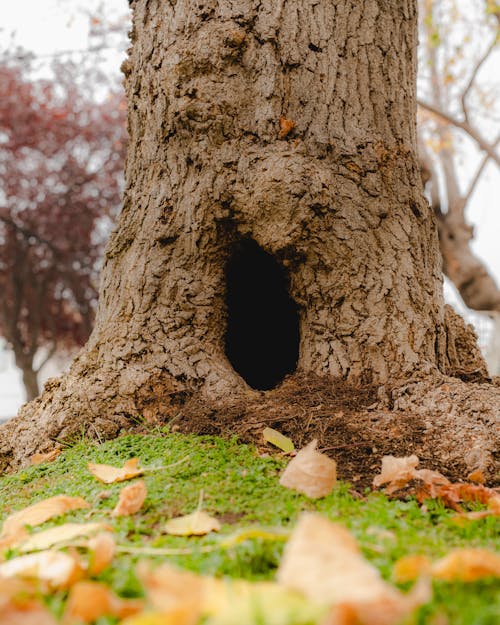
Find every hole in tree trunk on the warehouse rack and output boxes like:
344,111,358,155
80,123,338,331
224,238,300,390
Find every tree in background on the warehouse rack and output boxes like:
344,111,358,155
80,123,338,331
417,0,500,371
0,60,126,399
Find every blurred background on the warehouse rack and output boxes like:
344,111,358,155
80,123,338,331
0,0,499,421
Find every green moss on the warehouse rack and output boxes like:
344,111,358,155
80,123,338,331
1,433,498,624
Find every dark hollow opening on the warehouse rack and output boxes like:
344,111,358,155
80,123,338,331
224,238,300,390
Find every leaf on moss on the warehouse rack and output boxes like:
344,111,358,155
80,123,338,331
263,427,295,453
88,532,116,576
29,449,61,465
164,509,221,537
112,480,147,517
279,440,336,498
62,580,144,624
1,496,90,539
87,458,143,483
277,513,431,625
0,550,83,589
18,522,111,553
395,549,500,582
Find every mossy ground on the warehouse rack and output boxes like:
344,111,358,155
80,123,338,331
0,432,498,624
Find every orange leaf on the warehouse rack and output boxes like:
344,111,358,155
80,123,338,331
88,532,116,576
63,581,144,624
0,550,83,589
87,458,143,483
112,480,147,517
1,496,90,539
29,450,61,466
432,549,500,582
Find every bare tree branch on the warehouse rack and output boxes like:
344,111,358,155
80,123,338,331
461,37,497,123
417,98,500,169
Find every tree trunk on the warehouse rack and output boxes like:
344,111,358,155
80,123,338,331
1,0,498,479
20,365,40,402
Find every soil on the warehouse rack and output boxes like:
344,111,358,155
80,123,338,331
145,373,499,492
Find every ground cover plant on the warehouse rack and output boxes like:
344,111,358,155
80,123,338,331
0,432,498,624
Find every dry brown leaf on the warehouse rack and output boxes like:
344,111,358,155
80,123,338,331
164,509,221,536
62,580,144,624
1,496,90,539
88,458,144,483
432,549,500,582
88,532,116,576
278,116,296,138
277,513,431,625
112,480,147,517
29,450,61,466
0,550,83,589
372,455,420,493
18,522,110,553
279,439,336,498
138,562,205,623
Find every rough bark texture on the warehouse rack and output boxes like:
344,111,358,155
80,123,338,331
0,0,498,479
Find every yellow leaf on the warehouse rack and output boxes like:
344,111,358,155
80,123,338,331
112,480,147,517
1,496,90,539
279,440,336,498
62,580,143,624
0,550,83,589
262,428,295,453
164,510,221,536
18,522,111,553
393,555,432,583
88,458,144,483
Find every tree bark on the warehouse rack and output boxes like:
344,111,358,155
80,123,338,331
0,0,498,478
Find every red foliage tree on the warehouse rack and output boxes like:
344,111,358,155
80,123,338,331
0,61,126,400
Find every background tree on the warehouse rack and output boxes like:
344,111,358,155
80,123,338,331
1,0,498,480
0,60,126,399
417,0,500,372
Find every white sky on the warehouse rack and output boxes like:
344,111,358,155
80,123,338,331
0,0,499,417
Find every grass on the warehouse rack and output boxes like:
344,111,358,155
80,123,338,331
0,432,499,624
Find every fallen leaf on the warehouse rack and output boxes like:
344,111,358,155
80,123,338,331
164,510,221,536
263,427,295,453
452,494,500,523
395,549,500,582
62,580,143,624
432,549,500,582
112,480,147,517
467,469,485,484
393,555,432,583
277,513,431,625
138,563,205,623
0,550,83,589
1,496,90,539
278,116,296,138
29,450,61,466
88,458,143,483
372,455,420,493
88,532,116,575
279,440,336,498
18,522,110,553
0,593,58,625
